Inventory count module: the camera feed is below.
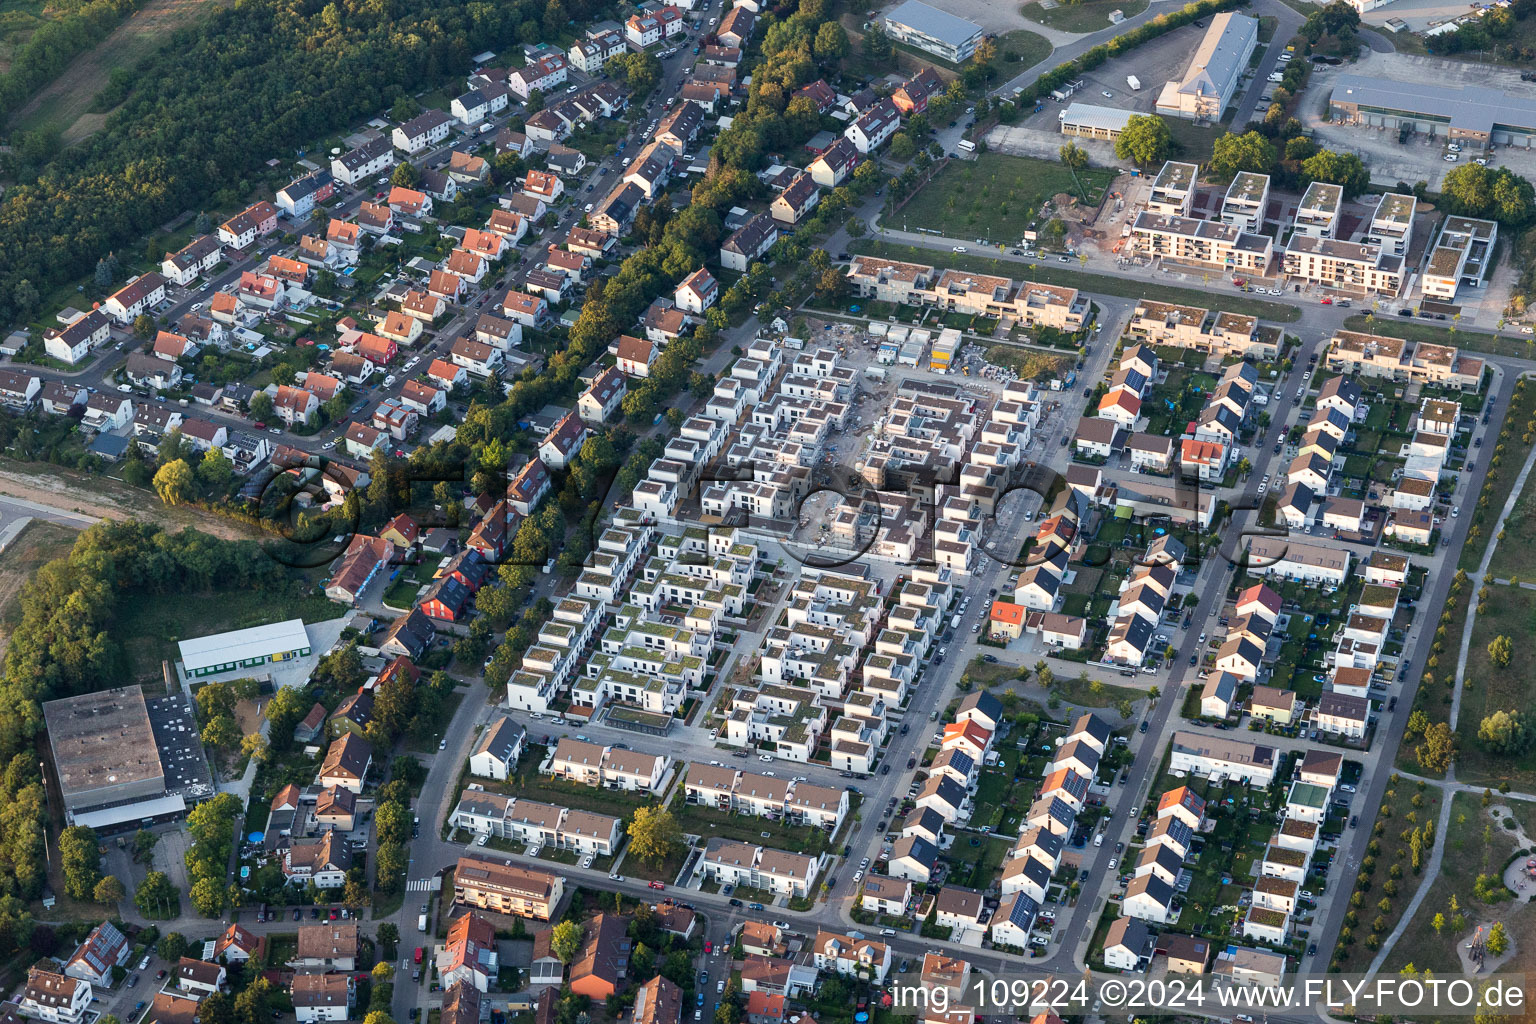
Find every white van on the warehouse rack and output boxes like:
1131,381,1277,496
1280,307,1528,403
957,139,976,152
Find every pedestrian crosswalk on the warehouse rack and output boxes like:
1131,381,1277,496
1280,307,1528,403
405,877,442,892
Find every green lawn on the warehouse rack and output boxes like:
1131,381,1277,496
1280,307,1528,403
1333,779,1440,972
1019,0,1148,33
994,29,1053,69
1381,790,1521,975
893,152,1115,244
1455,584,1536,789
1487,450,1536,582
671,797,834,856
117,580,340,682
1461,377,1536,572
944,834,1012,889
851,240,1302,322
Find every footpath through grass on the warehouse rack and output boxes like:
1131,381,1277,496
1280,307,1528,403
1381,791,1522,975
1460,376,1536,573
851,239,1303,322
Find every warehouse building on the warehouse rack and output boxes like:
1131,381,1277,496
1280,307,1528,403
1059,103,1135,141
178,618,313,678
43,686,213,828
881,0,983,63
1328,75,1536,149
1155,13,1258,121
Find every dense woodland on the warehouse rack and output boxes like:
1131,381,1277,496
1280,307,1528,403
0,0,611,327
0,0,142,121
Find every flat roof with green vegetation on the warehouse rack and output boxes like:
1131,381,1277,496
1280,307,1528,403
851,239,1302,322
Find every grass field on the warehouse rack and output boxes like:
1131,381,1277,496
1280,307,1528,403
117,581,340,682
1019,0,1147,33
895,153,1115,243
994,28,1052,69
1333,779,1440,972
0,519,80,652
9,0,226,141
1460,377,1536,573
1487,458,1536,581
851,239,1303,322
1456,584,1536,788
1382,790,1522,975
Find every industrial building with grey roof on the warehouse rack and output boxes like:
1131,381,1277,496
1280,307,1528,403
1328,74,1536,148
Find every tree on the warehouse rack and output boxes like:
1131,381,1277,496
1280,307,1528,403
391,162,420,188
133,314,155,339
240,732,269,763
153,459,195,505
550,920,583,963
190,876,225,916
863,22,892,61
372,963,395,983
1488,634,1514,668
197,448,234,491
972,36,997,67
93,875,126,905
1486,921,1509,955
627,805,683,864
1417,721,1457,773
1210,131,1278,180
1433,912,1446,934
234,979,274,1024
135,871,177,916
201,712,239,750
248,391,275,423
1441,165,1536,226
1059,141,1088,171
813,22,849,63
198,995,234,1024
157,933,189,961
94,254,119,289
1301,149,1371,199
58,826,101,900
1114,115,1174,167
13,279,38,319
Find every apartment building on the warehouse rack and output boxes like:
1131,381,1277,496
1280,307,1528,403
449,792,622,856
1147,161,1198,216
845,256,1086,329
1292,181,1342,239
1422,216,1498,301
702,839,821,898
1362,193,1417,257
1324,330,1484,390
1221,172,1269,233
452,856,564,919
1125,300,1278,359
1282,236,1404,297
1129,212,1273,273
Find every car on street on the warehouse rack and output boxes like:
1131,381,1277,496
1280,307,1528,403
649,881,665,890
952,245,966,253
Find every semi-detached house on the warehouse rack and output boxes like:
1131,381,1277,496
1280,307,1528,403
844,99,899,153
219,201,279,250
331,136,395,186
44,310,112,365
161,234,223,286
509,55,568,100
104,272,168,323
393,110,456,154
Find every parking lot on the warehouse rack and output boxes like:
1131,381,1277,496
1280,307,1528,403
1300,53,1536,189
986,19,1230,162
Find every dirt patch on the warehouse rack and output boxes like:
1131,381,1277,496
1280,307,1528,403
0,462,263,541
8,0,226,137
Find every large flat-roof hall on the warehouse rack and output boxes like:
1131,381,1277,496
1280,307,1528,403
1156,13,1258,121
44,687,163,813
178,618,312,677
881,0,983,63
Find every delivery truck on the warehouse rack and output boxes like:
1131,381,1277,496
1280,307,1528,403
1126,75,1141,91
